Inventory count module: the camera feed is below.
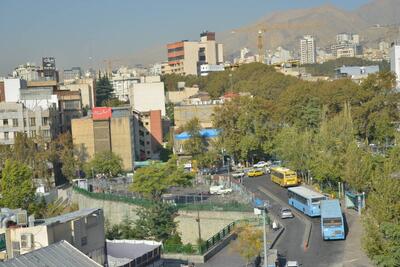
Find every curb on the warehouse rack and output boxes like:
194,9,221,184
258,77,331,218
270,226,285,249
257,186,312,250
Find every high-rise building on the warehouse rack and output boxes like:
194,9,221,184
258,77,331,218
300,35,316,64
13,63,40,81
71,106,136,171
390,42,400,88
63,67,82,81
166,31,224,75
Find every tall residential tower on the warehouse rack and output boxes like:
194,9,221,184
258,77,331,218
300,35,316,64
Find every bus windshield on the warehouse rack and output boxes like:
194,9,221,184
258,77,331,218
323,217,342,226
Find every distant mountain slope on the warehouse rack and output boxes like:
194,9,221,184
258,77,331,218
131,0,400,65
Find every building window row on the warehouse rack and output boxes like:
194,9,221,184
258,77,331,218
168,55,184,62
168,47,184,53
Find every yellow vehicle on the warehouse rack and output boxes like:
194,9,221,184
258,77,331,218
247,169,264,177
270,167,299,187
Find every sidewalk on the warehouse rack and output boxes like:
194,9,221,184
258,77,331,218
342,208,373,267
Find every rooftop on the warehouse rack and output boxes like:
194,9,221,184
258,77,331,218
288,186,325,199
42,208,100,226
0,240,101,267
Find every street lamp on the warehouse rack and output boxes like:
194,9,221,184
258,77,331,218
256,205,269,267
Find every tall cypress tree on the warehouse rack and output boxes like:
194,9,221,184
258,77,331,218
95,75,114,106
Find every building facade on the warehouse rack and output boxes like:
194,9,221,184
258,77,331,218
71,107,136,171
174,102,221,129
166,31,224,75
63,67,83,81
128,80,166,116
3,208,106,266
300,35,316,64
391,43,400,89
55,90,83,132
133,110,163,160
60,78,96,109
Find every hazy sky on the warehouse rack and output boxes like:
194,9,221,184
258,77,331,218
0,0,371,75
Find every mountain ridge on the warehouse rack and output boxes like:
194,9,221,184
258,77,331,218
130,0,400,65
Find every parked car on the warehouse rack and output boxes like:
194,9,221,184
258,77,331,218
247,169,264,177
209,185,233,195
232,170,245,178
280,207,294,219
253,161,268,168
286,261,299,267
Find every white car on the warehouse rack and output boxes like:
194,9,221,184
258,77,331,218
209,185,233,195
280,208,294,219
286,261,299,267
253,161,268,168
232,171,245,178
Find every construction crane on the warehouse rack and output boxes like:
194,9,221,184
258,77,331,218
233,21,321,64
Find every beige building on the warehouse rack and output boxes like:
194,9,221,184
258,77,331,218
60,78,96,109
166,87,199,104
167,31,224,76
174,103,221,129
71,107,136,171
3,208,105,266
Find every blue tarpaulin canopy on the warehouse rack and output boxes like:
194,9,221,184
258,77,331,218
175,129,220,140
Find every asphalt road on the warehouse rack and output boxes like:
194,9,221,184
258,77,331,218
243,175,346,267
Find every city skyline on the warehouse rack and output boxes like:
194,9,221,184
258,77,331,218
0,0,371,75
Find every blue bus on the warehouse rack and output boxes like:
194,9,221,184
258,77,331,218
288,186,327,217
320,199,345,240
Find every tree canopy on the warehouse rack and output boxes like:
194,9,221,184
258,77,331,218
96,75,114,106
130,158,193,200
87,151,123,177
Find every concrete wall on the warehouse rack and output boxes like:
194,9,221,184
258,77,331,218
166,87,199,104
129,82,166,116
174,104,220,128
71,118,95,160
110,117,134,170
72,191,255,244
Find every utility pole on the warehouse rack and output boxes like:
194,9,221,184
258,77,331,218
263,209,268,267
196,208,202,242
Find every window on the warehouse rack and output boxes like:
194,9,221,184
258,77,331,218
145,122,149,126
147,151,151,155
323,218,342,227
42,130,50,138
146,141,150,145
23,118,27,127
12,119,18,127
30,131,36,137
30,118,36,127
4,132,9,140
3,119,8,126
81,236,87,246
42,117,49,126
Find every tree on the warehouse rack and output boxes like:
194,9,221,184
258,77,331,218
232,223,263,266
96,75,114,106
134,201,179,242
102,98,128,107
88,151,123,177
363,159,400,267
213,96,276,164
130,158,193,200
183,118,206,157
0,160,35,210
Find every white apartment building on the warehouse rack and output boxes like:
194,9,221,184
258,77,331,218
13,63,40,81
110,67,140,101
128,79,166,116
300,35,316,64
390,43,400,89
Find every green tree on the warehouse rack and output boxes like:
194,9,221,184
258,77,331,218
213,96,275,164
0,160,35,210
88,151,123,177
134,201,179,242
183,118,206,157
96,75,114,106
102,98,128,107
363,159,400,267
130,158,193,200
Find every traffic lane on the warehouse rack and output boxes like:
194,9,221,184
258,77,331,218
243,175,346,267
242,177,306,265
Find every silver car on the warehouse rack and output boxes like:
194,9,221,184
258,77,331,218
280,208,294,219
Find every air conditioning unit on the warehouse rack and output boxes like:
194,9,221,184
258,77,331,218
20,233,33,249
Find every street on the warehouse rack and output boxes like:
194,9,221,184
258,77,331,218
243,175,347,267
